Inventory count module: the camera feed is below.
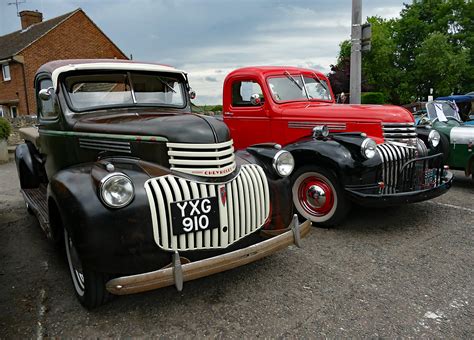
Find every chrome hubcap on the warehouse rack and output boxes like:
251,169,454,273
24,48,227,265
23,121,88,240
306,185,327,208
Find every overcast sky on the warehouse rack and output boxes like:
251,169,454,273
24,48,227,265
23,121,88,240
0,0,408,104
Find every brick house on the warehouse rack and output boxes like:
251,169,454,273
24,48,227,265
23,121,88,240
0,9,128,117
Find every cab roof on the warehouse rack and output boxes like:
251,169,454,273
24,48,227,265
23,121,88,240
36,59,185,89
226,66,328,79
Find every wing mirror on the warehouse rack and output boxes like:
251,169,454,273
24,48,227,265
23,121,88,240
38,87,54,101
250,93,262,106
189,89,196,100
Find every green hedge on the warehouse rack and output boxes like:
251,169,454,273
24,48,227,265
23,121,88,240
361,92,386,104
0,117,12,140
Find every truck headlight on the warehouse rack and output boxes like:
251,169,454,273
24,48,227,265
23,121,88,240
361,138,377,159
272,150,295,177
100,173,134,208
428,130,441,148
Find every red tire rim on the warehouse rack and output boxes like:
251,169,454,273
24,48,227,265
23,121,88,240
297,176,335,217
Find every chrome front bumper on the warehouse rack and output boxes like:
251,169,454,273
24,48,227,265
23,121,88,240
106,215,311,295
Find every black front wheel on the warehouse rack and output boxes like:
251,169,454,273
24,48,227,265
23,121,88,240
291,166,350,227
64,228,112,309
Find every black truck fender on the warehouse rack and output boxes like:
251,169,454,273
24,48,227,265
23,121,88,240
283,137,382,187
15,142,42,189
416,126,450,162
47,160,158,274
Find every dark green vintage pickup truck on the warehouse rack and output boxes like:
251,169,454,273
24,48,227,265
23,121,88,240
16,59,309,309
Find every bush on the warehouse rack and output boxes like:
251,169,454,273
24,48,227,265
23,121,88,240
0,117,12,140
361,92,386,104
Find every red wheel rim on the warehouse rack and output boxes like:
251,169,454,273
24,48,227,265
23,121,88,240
297,176,334,217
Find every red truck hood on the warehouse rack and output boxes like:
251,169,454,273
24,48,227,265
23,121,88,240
280,102,414,124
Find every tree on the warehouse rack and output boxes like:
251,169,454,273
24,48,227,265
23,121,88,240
361,17,399,102
330,0,474,104
394,0,473,100
327,41,351,95
414,32,469,96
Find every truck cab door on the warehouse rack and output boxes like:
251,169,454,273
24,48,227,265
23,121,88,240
223,79,271,149
36,76,70,178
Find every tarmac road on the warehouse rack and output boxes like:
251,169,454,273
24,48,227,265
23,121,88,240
0,160,472,338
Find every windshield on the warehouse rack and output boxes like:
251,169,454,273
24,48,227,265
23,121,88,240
426,101,461,122
267,74,332,102
63,71,186,112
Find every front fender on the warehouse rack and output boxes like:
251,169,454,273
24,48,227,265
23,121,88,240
48,159,158,273
284,138,382,187
15,142,41,188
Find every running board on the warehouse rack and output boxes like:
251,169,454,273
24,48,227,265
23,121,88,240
21,185,51,238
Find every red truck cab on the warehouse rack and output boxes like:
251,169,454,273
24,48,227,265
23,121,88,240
223,66,415,148
221,66,452,226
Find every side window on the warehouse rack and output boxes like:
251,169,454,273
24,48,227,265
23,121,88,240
38,79,56,119
231,80,264,107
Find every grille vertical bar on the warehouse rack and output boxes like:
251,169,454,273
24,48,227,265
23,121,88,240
145,164,270,251
377,143,417,193
378,143,444,193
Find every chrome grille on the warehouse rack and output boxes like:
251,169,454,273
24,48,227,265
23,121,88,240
144,164,270,251
167,140,236,177
382,122,417,144
377,143,416,193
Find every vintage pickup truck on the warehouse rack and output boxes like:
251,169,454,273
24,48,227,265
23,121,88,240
15,60,310,308
221,66,453,225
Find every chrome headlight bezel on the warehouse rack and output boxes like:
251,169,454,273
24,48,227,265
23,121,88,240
312,125,329,138
99,172,135,209
428,129,441,148
361,138,377,159
272,150,295,177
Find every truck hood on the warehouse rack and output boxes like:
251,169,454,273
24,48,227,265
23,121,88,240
280,102,414,124
73,111,230,144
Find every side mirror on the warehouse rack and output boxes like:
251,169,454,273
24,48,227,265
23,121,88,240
38,87,54,101
250,93,262,106
189,89,196,100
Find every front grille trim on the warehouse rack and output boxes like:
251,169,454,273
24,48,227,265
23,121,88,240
167,140,237,177
382,122,417,142
145,164,270,252
377,143,416,194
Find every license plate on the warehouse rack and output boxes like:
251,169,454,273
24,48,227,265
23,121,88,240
423,168,436,187
170,197,220,235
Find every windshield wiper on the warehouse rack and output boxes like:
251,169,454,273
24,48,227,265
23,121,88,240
311,71,329,94
284,71,309,100
157,76,176,93
284,71,303,91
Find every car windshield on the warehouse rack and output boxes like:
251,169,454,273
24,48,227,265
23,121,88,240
267,74,332,102
426,101,461,122
63,71,185,112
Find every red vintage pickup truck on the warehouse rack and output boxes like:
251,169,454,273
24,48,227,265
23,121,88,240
220,66,453,226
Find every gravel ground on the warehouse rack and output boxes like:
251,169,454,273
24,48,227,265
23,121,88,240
0,160,472,338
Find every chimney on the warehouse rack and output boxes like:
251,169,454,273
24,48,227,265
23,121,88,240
19,10,43,30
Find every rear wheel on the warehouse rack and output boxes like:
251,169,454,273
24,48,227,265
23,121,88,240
64,228,112,309
291,166,350,227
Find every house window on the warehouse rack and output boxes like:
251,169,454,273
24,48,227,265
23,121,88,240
0,106,4,117
2,63,11,81
10,106,17,118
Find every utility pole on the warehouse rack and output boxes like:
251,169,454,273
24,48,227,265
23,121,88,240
350,0,362,104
